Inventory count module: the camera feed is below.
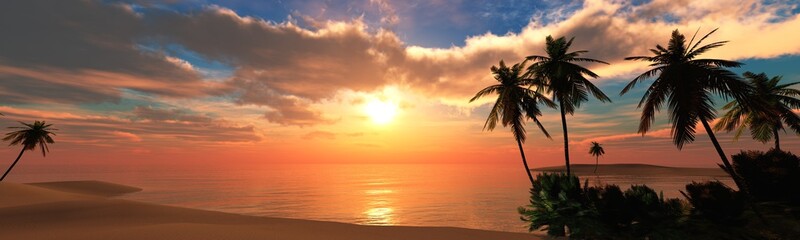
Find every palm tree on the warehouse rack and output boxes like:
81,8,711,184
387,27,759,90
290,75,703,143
1,121,56,181
620,28,751,190
526,36,612,175
714,72,800,151
588,141,605,173
471,60,555,186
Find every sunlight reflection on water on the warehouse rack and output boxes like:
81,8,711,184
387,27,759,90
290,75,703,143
363,187,395,225
8,163,733,233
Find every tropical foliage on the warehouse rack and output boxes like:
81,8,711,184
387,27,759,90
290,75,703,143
518,173,685,239
459,28,800,239
519,173,800,239
470,60,555,185
682,181,747,225
731,149,800,203
526,36,611,175
714,72,800,150
620,28,751,190
588,142,605,173
1,121,56,181
680,181,760,239
517,173,596,237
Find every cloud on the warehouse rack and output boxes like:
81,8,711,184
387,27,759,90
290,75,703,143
369,0,399,25
127,106,260,142
0,105,260,144
141,5,408,125
232,79,336,126
111,131,143,142
149,6,404,99
301,130,367,140
0,0,223,104
400,0,800,104
303,130,337,140
133,106,213,123
579,128,672,145
1,0,798,127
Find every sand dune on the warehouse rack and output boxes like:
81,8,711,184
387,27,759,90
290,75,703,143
0,181,538,240
533,163,729,177
29,180,142,197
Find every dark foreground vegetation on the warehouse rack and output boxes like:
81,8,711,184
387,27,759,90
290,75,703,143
467,26,800,239
519,149,800,239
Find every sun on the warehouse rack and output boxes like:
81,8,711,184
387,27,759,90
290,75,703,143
364,99,398,125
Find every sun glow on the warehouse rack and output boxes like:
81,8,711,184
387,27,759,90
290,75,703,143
364,99,398,124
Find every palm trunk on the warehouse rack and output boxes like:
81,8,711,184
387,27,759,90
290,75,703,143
773,127,780,151
700,119,745,191
516,138,535,186
703,120,769,224
594,156,599,173
0,148,25,182
559,101,571,175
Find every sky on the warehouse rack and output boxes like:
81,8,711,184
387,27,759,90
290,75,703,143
0,0,799,168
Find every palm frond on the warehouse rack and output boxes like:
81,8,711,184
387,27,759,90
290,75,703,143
624,56,654,62
581,79,612,102
483,96,503,131
526,55,551,62
620,67,665,95
685,41,729,60
690,58,743,68
470,85,503,102
511,114,527,143
570,58,609,65
3,121,57,156
688,28,719,54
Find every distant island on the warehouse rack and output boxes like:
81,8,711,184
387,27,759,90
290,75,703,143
533,164,729,177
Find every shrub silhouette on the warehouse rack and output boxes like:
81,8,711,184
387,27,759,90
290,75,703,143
681,181,758,239
519,173,686,239
518,173,597,237
731,149,800,203
682,181,746,225
518,173,800,238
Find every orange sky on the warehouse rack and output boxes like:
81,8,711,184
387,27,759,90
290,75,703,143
1,0,799,168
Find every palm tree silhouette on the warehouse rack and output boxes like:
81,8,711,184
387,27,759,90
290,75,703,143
588,141,605,173
620,28,751,190
1,121,57,181
526,36,612,175
471,60,555,185
714,72,800,151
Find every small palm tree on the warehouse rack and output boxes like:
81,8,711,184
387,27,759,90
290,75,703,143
621,28,751,190
714,72,800,151
589,142,605,173
471,60,555,185
526,36,612,175
1,121,56,181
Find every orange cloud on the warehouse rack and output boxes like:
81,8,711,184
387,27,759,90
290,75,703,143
111,131,142,142
579,128,672,145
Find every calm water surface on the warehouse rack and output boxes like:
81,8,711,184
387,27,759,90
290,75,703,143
8,163,733,233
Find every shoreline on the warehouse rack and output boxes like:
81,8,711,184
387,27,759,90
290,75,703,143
533,163,730,176
0,180,540,240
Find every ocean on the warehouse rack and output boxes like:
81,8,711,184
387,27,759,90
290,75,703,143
6,163,734,233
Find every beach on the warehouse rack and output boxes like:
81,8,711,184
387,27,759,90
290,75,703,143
0,180,538,240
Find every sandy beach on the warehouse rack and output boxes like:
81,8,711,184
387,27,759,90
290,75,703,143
0,181,539,240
